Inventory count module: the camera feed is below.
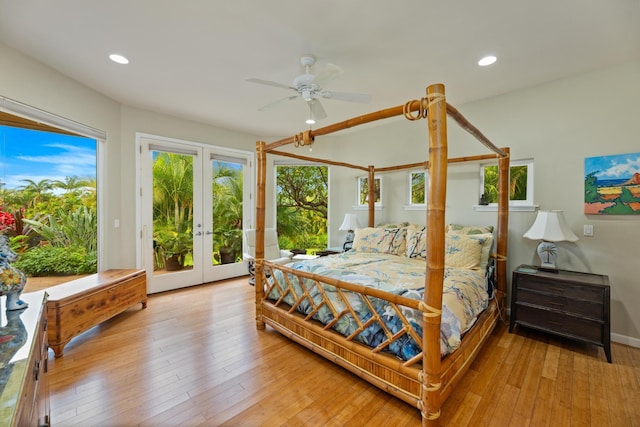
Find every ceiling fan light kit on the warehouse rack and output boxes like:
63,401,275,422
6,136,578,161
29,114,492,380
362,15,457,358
247,55,371,124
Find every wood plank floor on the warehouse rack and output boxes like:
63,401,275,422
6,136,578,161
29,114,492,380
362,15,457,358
28,277,639,426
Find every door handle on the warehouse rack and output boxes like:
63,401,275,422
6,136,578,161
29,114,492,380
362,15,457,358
194,231,203,236
205,231,213,235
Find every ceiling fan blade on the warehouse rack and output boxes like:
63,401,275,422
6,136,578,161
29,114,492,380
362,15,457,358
309,99,327,121
246,78,296,91
321,90,371,104
258,95,298,111
311,63,343,88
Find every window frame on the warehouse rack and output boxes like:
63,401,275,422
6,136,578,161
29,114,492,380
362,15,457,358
408,170,427,207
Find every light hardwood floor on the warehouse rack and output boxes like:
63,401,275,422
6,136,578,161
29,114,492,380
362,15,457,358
26,277,639,426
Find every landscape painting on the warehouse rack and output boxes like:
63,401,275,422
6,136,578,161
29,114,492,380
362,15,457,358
584,152,640,215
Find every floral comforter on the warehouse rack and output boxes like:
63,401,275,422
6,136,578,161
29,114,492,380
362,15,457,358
265,251,488,360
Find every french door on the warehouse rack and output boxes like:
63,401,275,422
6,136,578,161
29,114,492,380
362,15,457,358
138,135,253,293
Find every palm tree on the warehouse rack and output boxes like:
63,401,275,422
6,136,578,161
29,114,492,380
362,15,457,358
212,161,243,263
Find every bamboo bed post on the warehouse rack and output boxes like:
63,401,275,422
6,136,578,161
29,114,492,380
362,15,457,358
496,147,510,309
255,140,267,330
422,83,447,426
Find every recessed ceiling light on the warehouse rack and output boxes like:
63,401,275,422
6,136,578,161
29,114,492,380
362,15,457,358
305,118,315,125
478,55,497,67
109,54,129,65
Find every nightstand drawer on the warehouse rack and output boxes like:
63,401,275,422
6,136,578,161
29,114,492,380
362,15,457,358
516,304,604,343
516,288,604,319
517,275,604,302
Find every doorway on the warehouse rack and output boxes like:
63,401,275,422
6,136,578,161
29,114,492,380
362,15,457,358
138,134,253,293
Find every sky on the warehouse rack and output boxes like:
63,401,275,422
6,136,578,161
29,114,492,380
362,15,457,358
584,152,640,180
0,125,96,190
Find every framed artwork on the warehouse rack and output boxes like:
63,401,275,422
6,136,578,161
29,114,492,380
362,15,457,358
584,152,640,215
358,176,381,206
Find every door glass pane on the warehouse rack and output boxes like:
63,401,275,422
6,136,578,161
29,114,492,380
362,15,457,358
211,160,243,266
152,151,194,275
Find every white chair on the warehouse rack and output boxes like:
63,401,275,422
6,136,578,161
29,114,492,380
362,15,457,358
243,228,293,285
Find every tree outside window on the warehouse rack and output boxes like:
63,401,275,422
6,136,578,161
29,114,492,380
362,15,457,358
276,165,328,251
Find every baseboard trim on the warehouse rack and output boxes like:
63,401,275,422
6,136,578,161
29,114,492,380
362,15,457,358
611,333,640,348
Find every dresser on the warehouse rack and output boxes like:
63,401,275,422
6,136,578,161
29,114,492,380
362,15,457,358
0,291,50,426
509,265,611,363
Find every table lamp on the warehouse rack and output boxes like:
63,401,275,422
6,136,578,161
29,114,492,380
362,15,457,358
339,213,360,251
523,210,578,272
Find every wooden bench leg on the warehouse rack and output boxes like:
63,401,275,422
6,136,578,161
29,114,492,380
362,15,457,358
51,343,65,358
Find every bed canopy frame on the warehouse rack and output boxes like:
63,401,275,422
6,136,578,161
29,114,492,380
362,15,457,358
253,83,509,426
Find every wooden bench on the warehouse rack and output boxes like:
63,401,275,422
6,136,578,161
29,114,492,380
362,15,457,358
46,269,147,357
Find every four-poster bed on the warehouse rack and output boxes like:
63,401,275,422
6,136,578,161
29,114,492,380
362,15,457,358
253,83,509,425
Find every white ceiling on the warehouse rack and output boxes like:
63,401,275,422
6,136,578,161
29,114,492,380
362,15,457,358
1,0,639,139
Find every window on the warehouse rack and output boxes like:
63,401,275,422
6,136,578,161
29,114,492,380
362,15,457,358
0,122,98,278
480,159,534,208
357,176,382,207
409,171,427,206
275,164,328,250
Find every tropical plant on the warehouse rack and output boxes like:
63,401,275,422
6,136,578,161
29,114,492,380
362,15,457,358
211,161,243,263
151,152,194,269
14,244,96,276
483,165,528,203
22,206,97,253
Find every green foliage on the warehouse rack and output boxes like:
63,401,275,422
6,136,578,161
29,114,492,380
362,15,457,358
22,206,97,252
276,165,328,250
151,153,195,268
411,172,426,204
602,187,637,214
483,165,528,204
152,152,194,233
359,177,381,205
1,175,98,276
14,245,97,276
211,161,243,262
584,171,601,203
154,227,193,257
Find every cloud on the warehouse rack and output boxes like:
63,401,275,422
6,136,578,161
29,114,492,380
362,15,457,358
596,155,640,179
14,143,96,178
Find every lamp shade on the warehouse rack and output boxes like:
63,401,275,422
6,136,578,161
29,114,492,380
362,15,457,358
339,213,360,231
523,210,578,242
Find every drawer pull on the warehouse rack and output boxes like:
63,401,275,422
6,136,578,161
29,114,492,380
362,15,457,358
549,287,564,293
549,301,564,306
547,320,563,326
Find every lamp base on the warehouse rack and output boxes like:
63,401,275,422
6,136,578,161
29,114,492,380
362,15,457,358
343,230,355,251
537,241,559,272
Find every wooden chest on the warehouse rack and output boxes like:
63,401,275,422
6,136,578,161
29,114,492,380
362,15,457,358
509,265,611,362
46,269,147,357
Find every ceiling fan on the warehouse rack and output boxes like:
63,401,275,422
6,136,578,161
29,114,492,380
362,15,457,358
247,55,371,123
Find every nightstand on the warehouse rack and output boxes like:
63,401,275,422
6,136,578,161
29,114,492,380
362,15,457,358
510,264,611,363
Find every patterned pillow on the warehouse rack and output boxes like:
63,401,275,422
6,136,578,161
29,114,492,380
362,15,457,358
445,234,488,270
446,224,494,271
446,224,494,235
405,225,427,260
352,227,407,255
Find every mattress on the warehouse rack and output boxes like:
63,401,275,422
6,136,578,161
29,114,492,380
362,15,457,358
266,251,488,359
